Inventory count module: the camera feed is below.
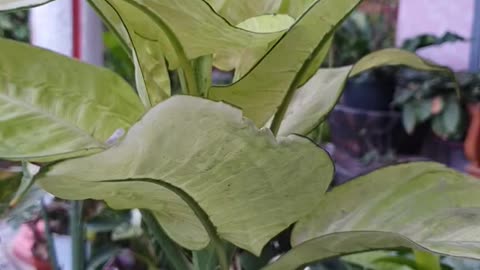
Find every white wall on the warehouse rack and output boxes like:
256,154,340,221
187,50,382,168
30,0,103,65
396,0,474,71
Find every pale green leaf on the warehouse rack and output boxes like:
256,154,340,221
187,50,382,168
96,0,279,70
295,35,333,88
89,0,171,107
275,66,350,137
0,0,52,11
209,0,362,128
275,49,455,137
237,14,294,32
0,38,144,162
206,0,282,25
37,96,333,255
278,0,316,18
349,49,451,77
214,14,294,81
265,162,480,270
207,0,315,24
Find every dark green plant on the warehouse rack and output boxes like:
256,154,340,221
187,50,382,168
0,11,28,42
103,31,135,85
394,72,480,140
2,1,480,270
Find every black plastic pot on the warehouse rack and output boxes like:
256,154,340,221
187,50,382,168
420,133,467,172
341,71,395,111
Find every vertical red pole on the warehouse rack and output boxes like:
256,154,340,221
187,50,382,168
72,0,81,59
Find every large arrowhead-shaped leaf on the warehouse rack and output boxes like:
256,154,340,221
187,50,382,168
0,38,144,162
264,162,480,270
276,49,455,137
37,96,334,255
208,0,362,128
0,0,52,11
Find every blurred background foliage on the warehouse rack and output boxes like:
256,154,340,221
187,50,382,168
0,11,29,42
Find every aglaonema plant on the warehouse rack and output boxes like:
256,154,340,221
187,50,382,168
1,1,480,270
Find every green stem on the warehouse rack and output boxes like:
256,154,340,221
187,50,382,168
70,200,85,270
40,201,60,270
181,61,200,97
414,250,441,270
141,210,193,270
192,55,213,97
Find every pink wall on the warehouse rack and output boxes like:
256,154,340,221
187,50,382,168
396,0,474,71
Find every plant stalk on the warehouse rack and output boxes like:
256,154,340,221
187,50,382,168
40,201,60,270
70,200,85,270
141,210,193,270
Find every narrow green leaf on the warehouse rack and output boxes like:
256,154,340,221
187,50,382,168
37,96,333,256
264,162,480,270
349,49,451,77
442,96,461,135
209,0,362,128
0,38,144,162
275,49,455,137
0,0,52,11
402,102,417,134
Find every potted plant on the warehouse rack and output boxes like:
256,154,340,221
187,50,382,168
3,1,480,270
393,71,474,171
329,20,465,163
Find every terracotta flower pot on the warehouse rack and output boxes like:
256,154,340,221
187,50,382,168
464,103,480,177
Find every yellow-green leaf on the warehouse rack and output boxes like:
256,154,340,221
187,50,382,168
265,162,480,270
209,0,362,128
37,96,333,255
89,0,170,108
275,49,455,137
0,38,144,162
214,14,294,81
